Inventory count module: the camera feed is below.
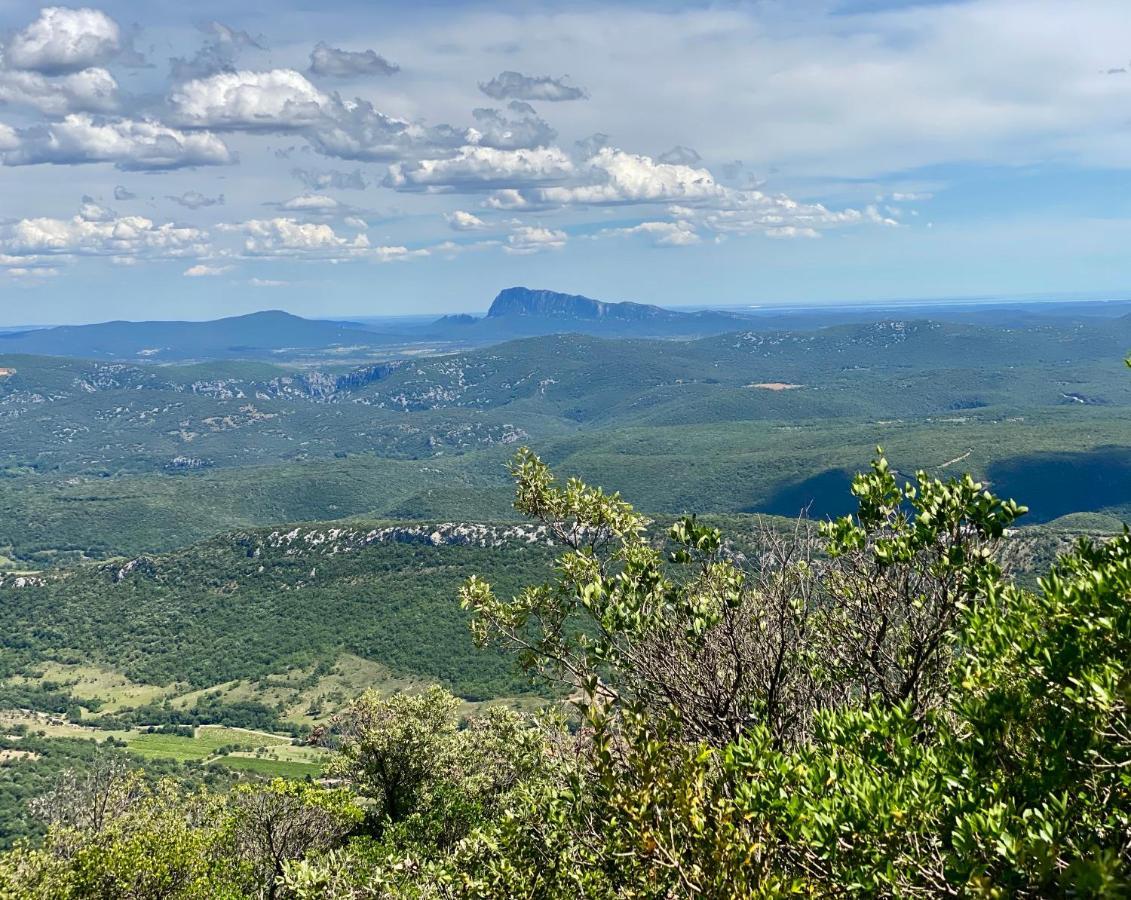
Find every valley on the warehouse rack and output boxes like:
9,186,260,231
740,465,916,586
2,295,1130,565
2,2,1126,888
0,287,1128,864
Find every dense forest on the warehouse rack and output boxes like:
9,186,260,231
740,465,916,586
0,331,1126,895
4,313,1131,566
0,444,1124,897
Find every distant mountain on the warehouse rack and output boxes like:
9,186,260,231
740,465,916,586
353,317,1131,418
473,290,1131,336
9,290,1127,363
429,287,756,339
433,313,477,326
0,288,751,362
486,287,682,322
0,310,400,361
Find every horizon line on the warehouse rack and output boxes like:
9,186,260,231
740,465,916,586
2,291,1130,331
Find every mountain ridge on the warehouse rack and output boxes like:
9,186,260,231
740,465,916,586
485,287,682,322
7,289,1131,363
421,286,758,340
0,309,397,362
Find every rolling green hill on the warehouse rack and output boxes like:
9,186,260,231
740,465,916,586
0,507,1106,725
0,308,1125,875
0,520,562,714
1,315,1130,563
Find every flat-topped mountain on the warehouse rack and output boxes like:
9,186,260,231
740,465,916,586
486,287,682,322
0,290,757,361
430,287,755,339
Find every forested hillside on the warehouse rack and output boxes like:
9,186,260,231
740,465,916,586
0,450,1124,896
0,318,1126,896
0,522,558,705
3,315,1131,565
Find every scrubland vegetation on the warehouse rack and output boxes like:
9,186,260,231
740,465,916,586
0,326,1126,895
0,446,1124,897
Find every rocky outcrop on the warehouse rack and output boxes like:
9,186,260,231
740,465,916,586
104,556,160,582
487,287,676,322
263,522,557,555
0,573,46,588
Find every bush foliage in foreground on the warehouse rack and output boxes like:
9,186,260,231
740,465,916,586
1,449,1127,898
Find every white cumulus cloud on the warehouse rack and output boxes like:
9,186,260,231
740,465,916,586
304,98,464,161
238,216,369,256
466,104,556,150
479,71,586,102
2,214,208,261
78,196,114,222
309,42,398,78
184,263,232,276
169,69,332,131
482,189,528,210
445,210,487,231
536,148,723,206
669,193,896,240
167,190,224,209
280,193,340,211
0,67,118,115
4,7,122,74
504,225,567,255
386,145,575,191
222,217,430,263
1,114,234,170
601,220,701,247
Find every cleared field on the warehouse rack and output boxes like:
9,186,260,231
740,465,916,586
2,654,417,729
169,655,547,723
0,710,131,743
196,724,291,746
169,654,429,727
126,725,295,762
217,755,324,778
0,712,314,774
31,662,174,713
121,733,211,761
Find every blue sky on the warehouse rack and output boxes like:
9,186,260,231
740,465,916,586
0,0,1129,324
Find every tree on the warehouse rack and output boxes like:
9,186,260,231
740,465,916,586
817,453,1026,717
230,779,360,900
320,687,460,829
318,686,562,850
286,690,569,898
949,531,1130,892
461,448,1024,747
0,775,251,899
28,755,143,835
450,448,1125,896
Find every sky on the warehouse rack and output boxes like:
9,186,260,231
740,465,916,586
0,0,1130,324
